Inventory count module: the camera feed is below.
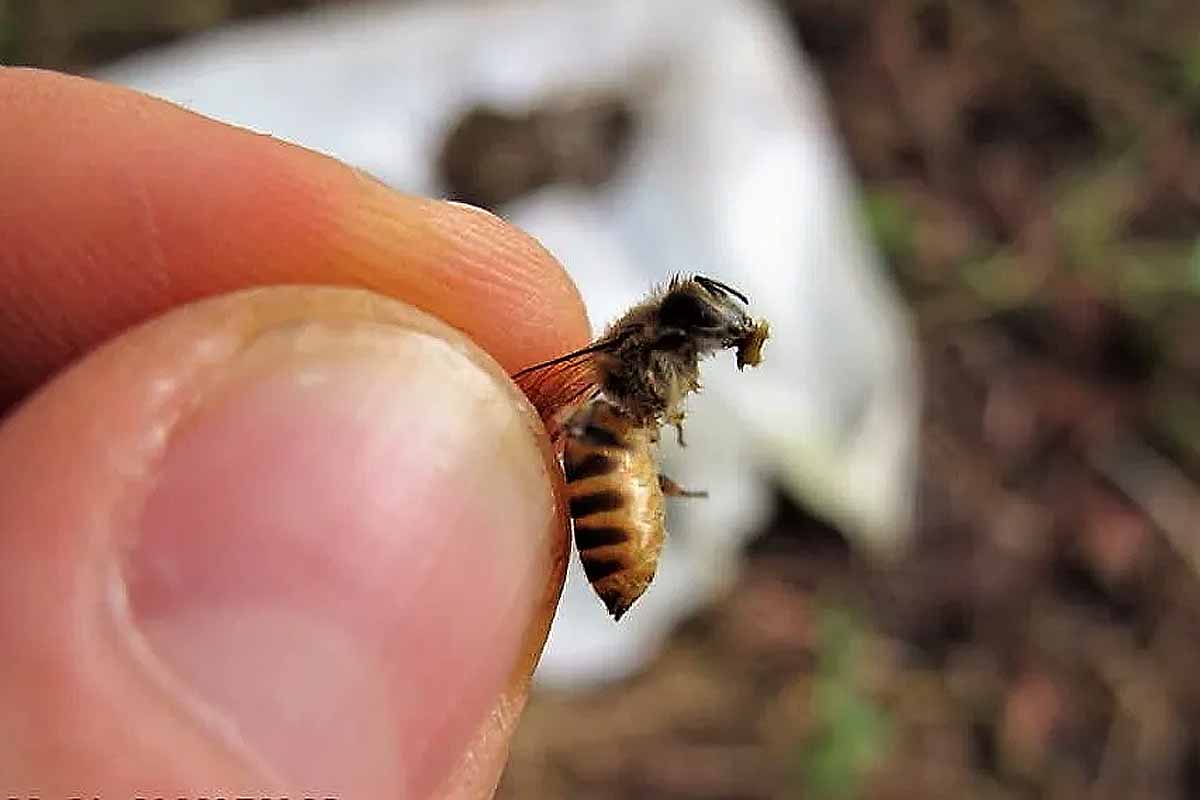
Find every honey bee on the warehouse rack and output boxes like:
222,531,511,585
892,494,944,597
513,274,769,619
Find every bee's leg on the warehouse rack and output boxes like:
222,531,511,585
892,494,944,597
665,408,687,447
659,474,707,499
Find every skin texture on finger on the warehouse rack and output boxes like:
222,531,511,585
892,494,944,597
0,67,591,410
0,287,569,797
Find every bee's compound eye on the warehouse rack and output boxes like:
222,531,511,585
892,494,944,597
660,290,719,331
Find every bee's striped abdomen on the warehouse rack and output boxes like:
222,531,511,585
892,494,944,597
563,400,665,620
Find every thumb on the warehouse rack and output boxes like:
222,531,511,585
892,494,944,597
0,287,566,798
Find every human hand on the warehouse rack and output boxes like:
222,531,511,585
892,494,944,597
0,67,589,798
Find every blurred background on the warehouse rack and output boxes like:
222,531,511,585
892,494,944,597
7,1,1200,797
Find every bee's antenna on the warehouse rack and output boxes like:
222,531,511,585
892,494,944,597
694,275,749,305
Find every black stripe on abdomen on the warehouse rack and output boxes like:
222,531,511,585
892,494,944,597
580,424,625,448
565,452,617,481
569,490,625,519
574,525,629,551
580,555,626,582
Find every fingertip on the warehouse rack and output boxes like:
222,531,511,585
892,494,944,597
0,68,591,406
331,189,592,371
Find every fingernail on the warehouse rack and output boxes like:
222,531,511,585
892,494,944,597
126,321,556,797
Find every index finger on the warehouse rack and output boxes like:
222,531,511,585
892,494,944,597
0,67,591,409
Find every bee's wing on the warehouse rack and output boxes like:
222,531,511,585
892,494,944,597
512,339,615,438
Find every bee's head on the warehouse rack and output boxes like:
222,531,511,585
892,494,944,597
657,275,768,369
